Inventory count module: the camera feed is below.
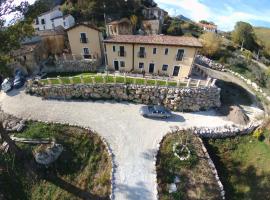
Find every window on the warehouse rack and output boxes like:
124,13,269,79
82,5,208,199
41,19,45,24
119,46,125,57
83,48,90,55
120,61,125,67
165,48,169,55
113,46,116,52
80,33,88,43
176,49,184,61
162,64,168,71
153,48,157,54
138,47,146,58
35,18,39,25
139,62,144,69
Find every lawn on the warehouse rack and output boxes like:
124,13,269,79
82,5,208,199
40,73,186,87
204,129,270,200
156,131,221,200
0,122,111,200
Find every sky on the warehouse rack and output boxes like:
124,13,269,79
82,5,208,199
156,0,270,31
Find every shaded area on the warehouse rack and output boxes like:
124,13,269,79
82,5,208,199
116,182,153,200
204,131,270,200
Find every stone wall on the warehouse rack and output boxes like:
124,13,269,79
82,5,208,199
42,59,98,73
26,83,221,112
195,55,226,71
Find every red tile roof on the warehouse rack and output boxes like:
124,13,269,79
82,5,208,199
104,35,202,48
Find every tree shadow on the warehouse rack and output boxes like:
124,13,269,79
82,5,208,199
141,149,157,161
43,173,108,200
116,181,153,200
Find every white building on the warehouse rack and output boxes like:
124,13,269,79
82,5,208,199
33,6,75,31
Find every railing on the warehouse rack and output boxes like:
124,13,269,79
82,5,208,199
37,73,216,89
137,52,146,58
80,38,88,43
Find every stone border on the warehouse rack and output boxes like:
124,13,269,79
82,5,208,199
0,111,116,200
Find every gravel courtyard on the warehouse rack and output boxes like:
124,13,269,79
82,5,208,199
0,88,259,200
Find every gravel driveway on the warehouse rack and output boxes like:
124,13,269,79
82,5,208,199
0,89,236,200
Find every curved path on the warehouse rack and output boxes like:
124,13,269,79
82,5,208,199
0,89,244,200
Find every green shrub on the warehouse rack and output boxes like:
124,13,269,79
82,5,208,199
253,129,264,140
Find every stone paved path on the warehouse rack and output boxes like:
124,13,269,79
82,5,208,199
0,89,237,200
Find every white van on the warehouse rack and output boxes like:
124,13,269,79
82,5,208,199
1,78,13,93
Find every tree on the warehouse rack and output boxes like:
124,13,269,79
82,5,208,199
199,20,215,25
167,19,183,36
24,0,55,21
232,21,258,51
130,14,138,34
199,32,221,57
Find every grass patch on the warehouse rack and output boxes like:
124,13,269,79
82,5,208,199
157,131,221,200
204,129,270,200
0,122,111,200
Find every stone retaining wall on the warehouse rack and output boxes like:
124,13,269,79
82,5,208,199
195,55,226,71
26,83,221,112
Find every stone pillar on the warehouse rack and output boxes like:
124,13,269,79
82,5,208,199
211,78,217,87
91,77,95,84
63,53,67,60
69,77,73,84
57,76,63,84
177,80,180,87
196,80,201,87
205,77,212,87
186,78,191,87
47,78,52,85
72,54,76,61
80,75,84,84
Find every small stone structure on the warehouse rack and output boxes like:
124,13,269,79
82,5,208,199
34,142,63,165
26,83,221,112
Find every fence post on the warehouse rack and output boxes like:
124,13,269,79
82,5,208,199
186,78,191,87
144,78,147,85
211,78,217,87
166,79,169,87
177,79,180,87
57,76,62,84
80,75,84,84
113,76,117,84
47,78,52,85
91,77,95,84
196,80,201,87
124,73,127,83
155,79,158,86
102,75,106,84
205,77,212,87
69,77,73,84
133,77,136,85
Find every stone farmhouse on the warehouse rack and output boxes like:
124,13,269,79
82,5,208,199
103,35,202,79
142,6,168,24
106,18,133,36
197,22,218,33
66,23,104,64
33,6,75,31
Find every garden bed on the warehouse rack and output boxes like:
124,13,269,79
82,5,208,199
156,131,221,200
0,122,111,200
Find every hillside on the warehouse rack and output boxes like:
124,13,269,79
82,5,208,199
254,27,270,54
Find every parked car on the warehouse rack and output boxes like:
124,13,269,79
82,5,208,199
1,78,13,93
13,69,26,89
140,105,172,119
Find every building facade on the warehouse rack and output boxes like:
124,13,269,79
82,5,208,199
106,18,133,36
198,23,218,33
142,7,168,24
67,24,103,63
33,6,75,31
104,35,202,79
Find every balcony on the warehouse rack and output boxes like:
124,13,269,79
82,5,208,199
118,51,126,57
137,51,146,58
80,38,88,43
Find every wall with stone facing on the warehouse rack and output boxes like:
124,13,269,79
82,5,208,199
26,83,221,112
42,59,98,73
